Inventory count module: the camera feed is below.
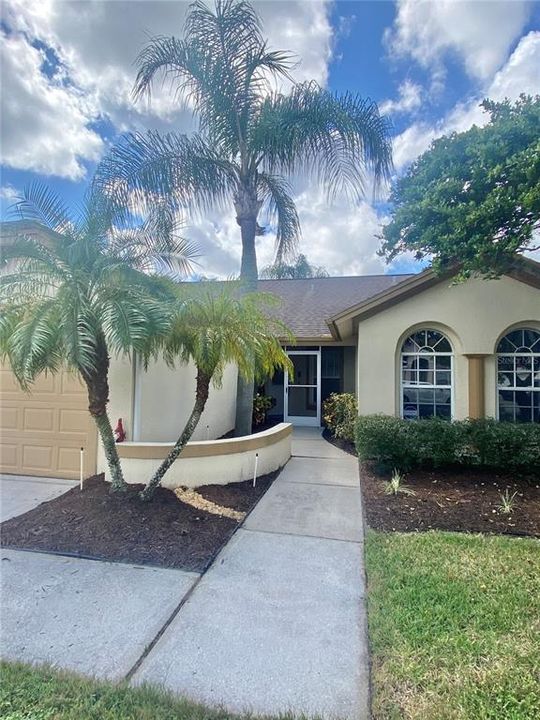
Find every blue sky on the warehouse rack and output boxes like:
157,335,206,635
1,0,539,276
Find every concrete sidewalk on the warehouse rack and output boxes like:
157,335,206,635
1,549,198,679
133,429,368,718
1,474,77,522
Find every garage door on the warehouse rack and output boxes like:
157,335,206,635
0,365,97,479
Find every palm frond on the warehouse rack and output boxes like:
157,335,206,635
94,131,237,224
251,82,393,201
106,218,200,277
257,172,300,262
98,289,170,359
133,1,293,154
1,235,68,281
0,268,62,305
162,285,292,383
13,182,75,237
7,300,63,387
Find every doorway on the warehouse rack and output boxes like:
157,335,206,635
284,350,321,426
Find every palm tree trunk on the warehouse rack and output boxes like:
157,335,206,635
140,369,211,501
239,216,258,287
81,337,126,493
235,185,261,436
92,410,126,492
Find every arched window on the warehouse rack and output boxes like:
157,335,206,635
497,328,540,423
401,329,452,420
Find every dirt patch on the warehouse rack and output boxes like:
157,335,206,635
360,462,540,537
0,472,278,571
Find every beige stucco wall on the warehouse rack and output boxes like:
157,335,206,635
356,275,540,420
100,354,237,449
100,424,292,489
134,359,237,442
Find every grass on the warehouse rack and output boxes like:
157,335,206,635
365,530,540,720
0,661,293,720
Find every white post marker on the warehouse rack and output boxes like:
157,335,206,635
79,447,84,491
253,452,259,487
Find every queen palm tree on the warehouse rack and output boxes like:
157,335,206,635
0,183,196,492
94,0,393,435
140,285,292,500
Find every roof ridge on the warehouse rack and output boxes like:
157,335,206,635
258,273,415,281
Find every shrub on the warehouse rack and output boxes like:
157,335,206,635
412,417,468,468
466,418,540,472
252,393,274,426
355,414,414,472
322,393,358,443
355,415,540,476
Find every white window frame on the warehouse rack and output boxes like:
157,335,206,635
496,328,540,424
400,330,454,420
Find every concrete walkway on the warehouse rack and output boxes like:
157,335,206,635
0,474,77,522
133,428,368,718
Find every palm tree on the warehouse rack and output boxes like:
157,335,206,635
260,253,329,279
94,0,393,435
0,183,196,492
139,285,292,500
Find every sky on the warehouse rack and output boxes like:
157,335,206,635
1,0,539,278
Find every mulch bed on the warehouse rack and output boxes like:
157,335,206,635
0,472,277,572
322,427,357,456
361,461,540,537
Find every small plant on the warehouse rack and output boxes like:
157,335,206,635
497,489,518,514
252,393,274,426
384,469,416,496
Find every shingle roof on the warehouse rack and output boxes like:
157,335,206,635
257,274,413,338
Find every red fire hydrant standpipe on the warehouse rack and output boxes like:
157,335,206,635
114,418,126,443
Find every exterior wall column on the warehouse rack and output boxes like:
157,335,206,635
465,354,488,419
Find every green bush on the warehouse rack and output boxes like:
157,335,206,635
252,393,274,426
322,393,358,443
355,414,413,471
355,415,540,476
466,418,540,472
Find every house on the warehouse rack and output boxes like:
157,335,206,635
1,219,539,480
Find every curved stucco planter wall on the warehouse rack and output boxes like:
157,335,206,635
99,423,292,489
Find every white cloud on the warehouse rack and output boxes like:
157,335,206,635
380,79,422,115
386,0,531,83
184,185,390,279
0,0,332,179
489,30,540,99
393,31,540,170
0,30,103,179
0,183,20,202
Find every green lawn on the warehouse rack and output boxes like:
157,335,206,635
0,662,292,720
365,530,540,720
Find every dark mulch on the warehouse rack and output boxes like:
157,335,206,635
322,427,357,456
361,461,540,537
0,472,277,572
217,418,281,440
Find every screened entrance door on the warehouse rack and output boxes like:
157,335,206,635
284,351,321,426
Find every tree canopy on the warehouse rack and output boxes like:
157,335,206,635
260,254,329,279
380,95,540,278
